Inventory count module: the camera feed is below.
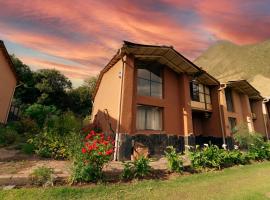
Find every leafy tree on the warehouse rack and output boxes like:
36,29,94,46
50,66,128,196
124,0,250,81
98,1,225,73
11,55,39,105
67,86,92,117
83,76,98,97
34,69,72,110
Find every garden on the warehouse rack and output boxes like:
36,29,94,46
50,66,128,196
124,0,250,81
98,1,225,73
1,56,270,199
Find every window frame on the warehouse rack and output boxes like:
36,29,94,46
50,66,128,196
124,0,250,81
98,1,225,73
136,64,163,98
190,81,211,105
136,105,163,131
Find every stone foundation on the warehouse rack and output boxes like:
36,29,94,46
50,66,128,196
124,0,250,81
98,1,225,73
118,133,234,160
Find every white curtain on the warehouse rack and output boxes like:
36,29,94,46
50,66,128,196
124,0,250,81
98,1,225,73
136,106,146,130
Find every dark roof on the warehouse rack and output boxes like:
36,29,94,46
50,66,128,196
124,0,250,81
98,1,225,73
93,41,219,98
226,80,262,100
0,40,18,82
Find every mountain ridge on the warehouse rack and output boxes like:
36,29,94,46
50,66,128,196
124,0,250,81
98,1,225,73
194,40,270,97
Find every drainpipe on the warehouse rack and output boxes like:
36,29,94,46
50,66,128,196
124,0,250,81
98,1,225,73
262,98,269,140
113,52,126,161
4,83,23,123
218,83,227,145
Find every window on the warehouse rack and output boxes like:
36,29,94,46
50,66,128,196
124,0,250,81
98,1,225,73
225,88,234,112
136,105,162,130
137,64,163,98
190,81,211,104
228,117,237,133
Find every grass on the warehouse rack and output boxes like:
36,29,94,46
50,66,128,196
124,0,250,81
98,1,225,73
1,162,270,200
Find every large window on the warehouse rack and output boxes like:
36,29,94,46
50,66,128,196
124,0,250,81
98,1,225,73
136,105,162,131
137,64,163,98
225,88,234,112
190,81,211,104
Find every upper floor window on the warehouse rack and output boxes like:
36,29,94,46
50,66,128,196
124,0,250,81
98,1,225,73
225,88,234,112
137,64,163,98
190,81,211,104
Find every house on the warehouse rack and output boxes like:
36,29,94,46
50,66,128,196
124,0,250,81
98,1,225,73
219,80,268,144
92,41,223,160
0,40,18,124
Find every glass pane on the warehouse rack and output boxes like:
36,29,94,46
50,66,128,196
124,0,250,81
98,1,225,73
199,84,204,93
146,107,162,130
205,86,210,95
151,82,162,98
205,95,211,103
199,93,205,102
137,68,150,80
137,78,150,96
136,106,146,130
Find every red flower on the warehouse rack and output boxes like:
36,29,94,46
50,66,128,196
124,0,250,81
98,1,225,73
82,147,87,154
105,149,114,155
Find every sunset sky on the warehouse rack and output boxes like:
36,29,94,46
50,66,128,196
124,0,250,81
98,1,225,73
0,0,269,87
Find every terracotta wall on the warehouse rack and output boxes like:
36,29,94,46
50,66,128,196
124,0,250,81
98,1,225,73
119,56,192,136
91,59,123,133
0,50,16,124
250,100,267,135
200,86,223,137
221,89,254,137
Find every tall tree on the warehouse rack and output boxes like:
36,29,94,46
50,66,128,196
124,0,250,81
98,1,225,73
34,69,72,110
11,55,39,105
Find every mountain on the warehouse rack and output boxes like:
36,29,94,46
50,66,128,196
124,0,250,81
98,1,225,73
194,40,270,97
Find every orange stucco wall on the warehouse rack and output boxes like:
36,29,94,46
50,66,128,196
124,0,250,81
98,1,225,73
91,59,123,133
199,86,223,137
220,89,258,137
118,56,193,136
0,49,16,124
250,100,267,135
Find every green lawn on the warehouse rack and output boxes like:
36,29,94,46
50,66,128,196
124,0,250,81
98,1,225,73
1,162,270,200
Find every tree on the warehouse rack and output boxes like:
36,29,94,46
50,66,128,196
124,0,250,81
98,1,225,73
67,86,92,117
11,55,39,105
34,69,72,110
83,76,98,97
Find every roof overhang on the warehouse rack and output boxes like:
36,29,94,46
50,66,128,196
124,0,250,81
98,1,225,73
93,41,219,99
226,80,262,100
122,41,219,86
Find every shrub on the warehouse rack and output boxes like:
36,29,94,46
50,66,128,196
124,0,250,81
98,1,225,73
165,146,183,173
71,130,114,183
133,156,151,178
121,162,134,180
30,166,54,186
0,126,19,145
24,104,58,128
189,144,250,170
22,143,35,155
221,150,251,166
248,142,270,161
189,145,223,169
121,156,151,180
233,123,264,149
30,112,82,159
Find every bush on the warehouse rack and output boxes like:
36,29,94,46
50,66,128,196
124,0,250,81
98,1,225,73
248,142,270,161
71,130,114,183
121,162,134,180
165,146,183,173
21,143,35,155
30,166,54,186
189,144,251,170
24,104,58,128
121,156,151,180
0,126,19,145
30,112,82,159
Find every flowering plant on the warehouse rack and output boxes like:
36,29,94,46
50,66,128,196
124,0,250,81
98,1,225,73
71,130,114,183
